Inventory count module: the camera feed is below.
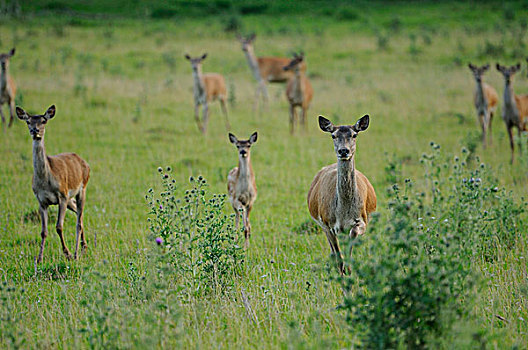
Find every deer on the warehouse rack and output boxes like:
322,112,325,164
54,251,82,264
184,53,230,134
237,33,306,109
284,53,313,134
468,63,498,147
227,132,258,248
16,105,90,263
0,48,16,128
496,63,528,163
307,115,377,275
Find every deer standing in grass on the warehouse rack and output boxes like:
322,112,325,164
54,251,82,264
0,48,16,128
227,132,258,248
185,53,230,134
237,34,306,109
284,53,313,134
17,105,90,263
307,115,376,274
468,63,498,147
496,63,528,163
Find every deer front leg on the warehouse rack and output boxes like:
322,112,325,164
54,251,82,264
518,128,523,155
478,113,487,148
301,106,307,130
289,105,296,135
56,199,72,259
0,105,5,126
37,204,49,263
259,80,269,106
194,103,203,133
201,102,209,134
324,228,345,275
243,205,252,248
349,218,366,239
74,189,87,259
488,111,494,146
8,99,15,128
507,125,514,163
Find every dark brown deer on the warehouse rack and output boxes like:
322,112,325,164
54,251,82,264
0,48,16,128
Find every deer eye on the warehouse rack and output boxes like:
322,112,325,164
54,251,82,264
331,134,336,139
352,133,357,138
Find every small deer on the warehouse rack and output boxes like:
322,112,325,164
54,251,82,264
17,105,90,263
468,63,498,147
0,48,16,128
227,132,258,248
284,53,313,134
307,115,377,274
496,63,528,163
184,53,230,134
237,34,306,109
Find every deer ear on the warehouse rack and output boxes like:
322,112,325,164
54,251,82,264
9,48,15,57
468,63,475,70
496,63,502,72
228,133,237,144
45,105,56,120
318,116,335,133
16,107,28,121
483,63,490,71
184,54,191,60
353,115,370,132
249,132,258,144
515,63,521,71
201,53,207,60
249,33,256,41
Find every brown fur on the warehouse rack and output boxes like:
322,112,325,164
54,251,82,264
0,48,16,127
203,73,227,101
257,57,306,82
514,94,528,129
284,54,313,134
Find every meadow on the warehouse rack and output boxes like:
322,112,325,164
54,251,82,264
1,1,528,348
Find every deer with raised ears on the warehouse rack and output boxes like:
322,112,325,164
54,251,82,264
307,115,377,274
284,53,313,134
468,63,498,147
17,105,90,263
237,33,306,109
227,132,258,248
0,48,16,128
184,53,230,134
496,63,528,163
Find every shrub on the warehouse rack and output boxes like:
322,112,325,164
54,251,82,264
334,7,360,22
146,170,244,297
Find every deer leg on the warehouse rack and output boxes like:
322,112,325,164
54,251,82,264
0,105,5,126
56,199,72,259
74,189,86,259
220,98,230,131
488,111,494,146
301,106,307,130
201,103,209,134
67,198,77,213
289,105,295,135
478,113,486,148
260,80,269,106
8,99,15,128
234,206,240,231
507,125,514,163
517,128,523,155
194,103,203,133
243,206,252,248
37,205,49,263
324,228,345,275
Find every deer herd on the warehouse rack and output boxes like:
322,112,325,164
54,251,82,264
2,37,528,274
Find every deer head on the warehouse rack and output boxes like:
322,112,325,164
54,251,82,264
319,115,370,161
229,132,258,159
16,105,56,140
468,63,490,83
496,63,521,84
283,52,305,72
238,33,256,52
0,48,15,71
185,53,207,73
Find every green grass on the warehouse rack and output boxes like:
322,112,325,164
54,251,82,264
1,1,528,348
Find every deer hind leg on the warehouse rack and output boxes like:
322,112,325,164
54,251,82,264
56,199,72,259
260,80,269,106
74,188,87,259
243,205,252,248
220,97,230,131
517,127,523,155
488,111,494,146
37,204,49,263
301,106,308,130
8,99,15,128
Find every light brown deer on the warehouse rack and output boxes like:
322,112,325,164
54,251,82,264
227,132,258,248
496,63,528,163
237,34,306,109
284,53,313,134
468,63,498,147
307,115,376,274
17,105,90,263
185,53,230,134
0,48,16,128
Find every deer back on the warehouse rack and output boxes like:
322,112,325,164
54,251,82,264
46,153,90,196
257,57,306,82
483,83,498,110
203,73,226,100
515,94,528,130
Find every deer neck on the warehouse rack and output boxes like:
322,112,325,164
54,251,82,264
33,137,51,180
244,47,262,81
0,65,6,93
291,69,303,100
237,155,253,183
336,156,359,216
474,79,487,108
503,79,519,117
192,67,205,97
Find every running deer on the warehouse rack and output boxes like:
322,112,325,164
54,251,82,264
237,34,306,109
17,105,90,263
184,53,230,134
227,132,258,248
0,48,16,128
496,63,528,163
284,53,313,134
468,63,498,147
307,115,376,274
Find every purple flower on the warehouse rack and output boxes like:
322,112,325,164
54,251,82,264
155,237,163,245
159,204,163,210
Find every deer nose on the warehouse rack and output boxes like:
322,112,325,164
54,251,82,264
338,148,350,158
239,150,247,156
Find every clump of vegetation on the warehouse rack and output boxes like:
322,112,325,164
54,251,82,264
334,7,360,22
146,169,244,298
337,143,526,348
222,14,242,33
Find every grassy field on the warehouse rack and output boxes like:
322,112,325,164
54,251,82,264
1,1,528,348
